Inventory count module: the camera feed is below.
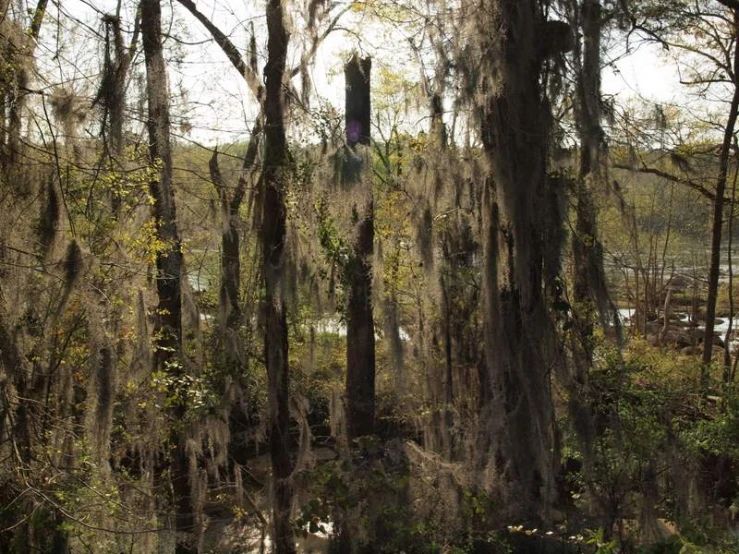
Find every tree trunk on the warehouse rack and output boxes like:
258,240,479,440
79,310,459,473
141,1,192,551
702,10,739,379
262,0,295,550
572,0,607,368
344,54,376,441
98,11,136,214
101,13,131,162
478,0,559,521
567,0,611,461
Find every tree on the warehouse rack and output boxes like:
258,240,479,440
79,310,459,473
618,0,739,381
571,0,616,366
476,0,552,517
141,0,192,550
5,0,739,551
3,0,48,169
344,54,376,441
697,4,739,377
471,0,568,520
565,0,625,472
95,7,138,214
208,122,261,331
262,0,295,550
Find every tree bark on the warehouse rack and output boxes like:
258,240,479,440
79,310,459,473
141,1,192,551
344,54,376,441
99,12,133,165
568,0,610,460
478,0,558,521
573,0,607,362
262,0,295,550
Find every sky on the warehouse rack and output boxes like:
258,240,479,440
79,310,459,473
38,0,691,147
603,42,680,104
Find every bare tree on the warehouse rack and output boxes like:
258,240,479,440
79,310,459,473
618,0,739,381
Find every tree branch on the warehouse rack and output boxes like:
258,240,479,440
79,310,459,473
174,0,263,101
290,3,353,79
612,162,723,202
29,0,49,41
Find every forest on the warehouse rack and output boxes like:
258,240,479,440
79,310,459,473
2,0,739,552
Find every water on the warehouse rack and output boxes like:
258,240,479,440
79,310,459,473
309,316,411,342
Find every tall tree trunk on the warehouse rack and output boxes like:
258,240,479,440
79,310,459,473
569,0,609,457
478,0,559,521
101,12,132,162
702,9,739,379
141,1,192,551
262,0,294,550
430,93,447,148
97,9,137,214
344,54,376,440
573,0,607,362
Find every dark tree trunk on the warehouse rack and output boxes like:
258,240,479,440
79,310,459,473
212,158,242,329
262,0,295,550
141,1,192,551
702,10,739,379
572,0,607,368
0,319,36,552
430,93,447,147
50,511,69,554
100,13,132,162
478,0,559,521
345,56,371,148
97,10,137,214
344,54,376,441
568,0,610,460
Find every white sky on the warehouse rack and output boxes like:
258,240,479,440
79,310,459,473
32,1,700,147
603,42,680,104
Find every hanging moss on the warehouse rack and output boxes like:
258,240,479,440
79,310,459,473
416,204,434,270
63,240,83,290
37,176,59,257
